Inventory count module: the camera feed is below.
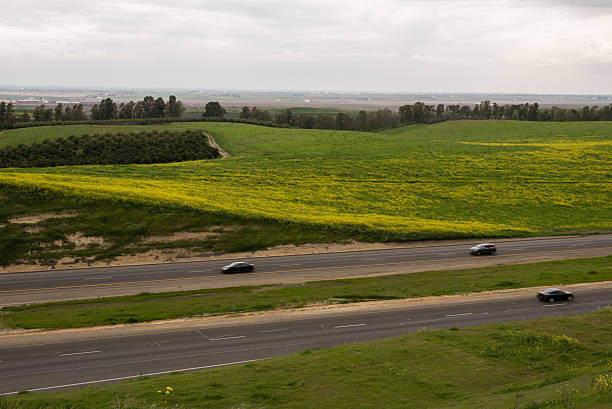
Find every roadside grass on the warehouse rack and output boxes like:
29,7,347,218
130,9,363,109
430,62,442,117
2,256,610,330
1,121,610,244
4,309,612,409
0,185,354,267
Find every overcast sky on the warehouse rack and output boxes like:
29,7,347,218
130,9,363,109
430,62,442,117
2,0,611,93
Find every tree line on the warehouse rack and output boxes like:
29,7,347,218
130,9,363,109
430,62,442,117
0,130,219,168
399,101,612,123
91,95,185,120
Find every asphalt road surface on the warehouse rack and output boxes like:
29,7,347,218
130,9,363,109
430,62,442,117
1,235,610,305
1,285,611,395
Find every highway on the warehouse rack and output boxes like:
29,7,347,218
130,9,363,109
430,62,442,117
1,234,610,305
1,284,610,395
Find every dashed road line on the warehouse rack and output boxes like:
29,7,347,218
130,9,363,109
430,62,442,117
334,323,367,329
209,335,246,341
446,313,473,317
258,328,289,333
58,350,101,357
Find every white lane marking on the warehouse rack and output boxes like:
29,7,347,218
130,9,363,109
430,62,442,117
506,308,535,312
543,303,567,308
363,258,383,261
84,277,112,281
334,323,366,329
58,350,101,357
446,313,473,318
196,330,212,342
0,359,261,396
209,335,246,341
258,328,289,333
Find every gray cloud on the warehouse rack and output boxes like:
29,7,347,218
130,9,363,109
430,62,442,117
1,0,611,93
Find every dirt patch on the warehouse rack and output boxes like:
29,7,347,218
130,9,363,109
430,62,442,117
205,132,230,158
66,232,106,249
141,231,221,244
8,211,77,224
23,225,43,234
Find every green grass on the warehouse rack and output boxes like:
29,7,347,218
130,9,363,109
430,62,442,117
1,120,610,242
0,185,354,266
2,256,610,330
4,309,612,408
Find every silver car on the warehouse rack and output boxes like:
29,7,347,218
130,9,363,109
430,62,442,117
469,243,496,255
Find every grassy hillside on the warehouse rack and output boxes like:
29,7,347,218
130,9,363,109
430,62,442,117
0,121,610,241
5,309,612,408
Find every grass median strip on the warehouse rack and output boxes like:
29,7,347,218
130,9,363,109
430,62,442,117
4,309,612,408
1,255,611,330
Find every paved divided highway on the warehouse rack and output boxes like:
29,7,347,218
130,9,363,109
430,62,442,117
1,284,611,395
1,234,610,304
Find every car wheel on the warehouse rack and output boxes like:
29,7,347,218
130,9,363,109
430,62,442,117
476,251,482,256
548,297,555,303
567,295,573,301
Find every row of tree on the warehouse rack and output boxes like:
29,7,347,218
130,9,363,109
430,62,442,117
238,106,399,131
90,96,185,120
0,130,219,168
399,101,612,123
31,104,87,122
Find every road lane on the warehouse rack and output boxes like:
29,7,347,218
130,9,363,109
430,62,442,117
1,285,610,394
1,235,610,303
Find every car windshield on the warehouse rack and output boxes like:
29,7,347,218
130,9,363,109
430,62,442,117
542,288,559,294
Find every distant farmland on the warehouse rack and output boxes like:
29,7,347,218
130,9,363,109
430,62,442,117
0,120,610,240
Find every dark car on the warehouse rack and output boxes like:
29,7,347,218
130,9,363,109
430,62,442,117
537,288,574,302
469,243,496,255
221,261,255,274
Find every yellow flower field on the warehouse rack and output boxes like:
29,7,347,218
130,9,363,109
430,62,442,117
0,120,610,239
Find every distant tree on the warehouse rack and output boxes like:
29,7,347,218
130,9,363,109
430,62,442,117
239,106,251,119
527,103,539,121
95,98,117,120
153,97,166,118
315,114,334,129
276,109,294,125
335,112,352,130
54,103,64,121
166,95,184,118
250,107,271,121
70,104,86,120
399,105,414,123
133,102,145,118
203,101,226,118
142,96,155,118
296,113,315,128
119,101,135,119
0,102,14,126
33,104,53,121
356,110,368,131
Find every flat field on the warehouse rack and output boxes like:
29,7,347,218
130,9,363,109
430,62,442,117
1,121,611,240
5,309,612,408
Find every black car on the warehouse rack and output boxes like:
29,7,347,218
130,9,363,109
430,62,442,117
221,262,255,274
469,243,496,255
537,288,574,302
